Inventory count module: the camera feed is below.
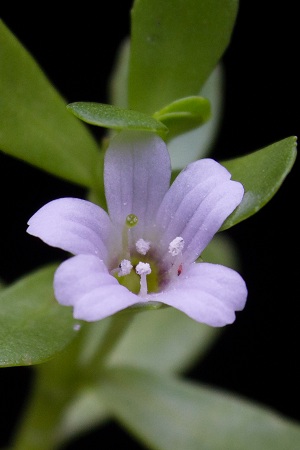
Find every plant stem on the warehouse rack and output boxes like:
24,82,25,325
12,370,73,450
10,312,135,449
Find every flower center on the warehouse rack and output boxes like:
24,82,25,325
111,214,184,298
116,255,160,296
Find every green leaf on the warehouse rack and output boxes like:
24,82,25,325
108,307,219,374
168,64,224,169
108,39,224,168
129,0,238,113
221,136,297,230
201,233,242,270
67,102,168,138
153,96,211,141
0,264,78,367
101,366,300,450
108,37,223,168
0,20,99,188
109,38,130,108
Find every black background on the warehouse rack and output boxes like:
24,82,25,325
0,2,299,449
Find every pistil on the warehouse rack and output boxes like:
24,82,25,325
121,213,139,259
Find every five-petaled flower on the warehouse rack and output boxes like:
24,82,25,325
27,131,247,326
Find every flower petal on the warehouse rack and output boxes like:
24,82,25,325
154,262,247,326
104,131,171,238
54,254,139,321
27,198,113,262
156,159,244,264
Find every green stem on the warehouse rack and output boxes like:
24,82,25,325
10,312,135,449
12,371,73,450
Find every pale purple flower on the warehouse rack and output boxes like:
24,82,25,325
27,131,247,326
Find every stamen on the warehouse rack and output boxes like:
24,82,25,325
136,262,151,297
118,259,133,276
168,236,184,256
136,262,151,275
136,238,151,255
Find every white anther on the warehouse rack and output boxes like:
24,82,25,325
168,236,184,256
118,259,133,276
136,262,151,297
136,238,151,255
135,262,152,275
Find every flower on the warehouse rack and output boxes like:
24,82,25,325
27,131,247,326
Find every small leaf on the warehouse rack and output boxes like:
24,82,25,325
0,264,78,367
221,136,297,230
0,20,99,187
129,0,238,113
67,102,168,138
101,366,300,450
153,96,211,141
168,64,224,169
